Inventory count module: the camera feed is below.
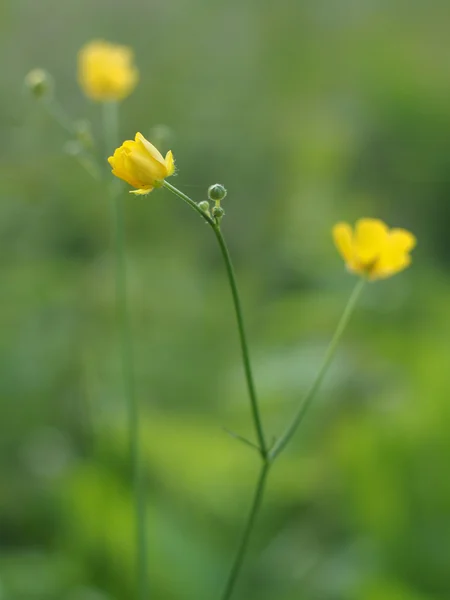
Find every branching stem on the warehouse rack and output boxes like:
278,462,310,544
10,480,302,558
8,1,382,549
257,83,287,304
163,181,364,600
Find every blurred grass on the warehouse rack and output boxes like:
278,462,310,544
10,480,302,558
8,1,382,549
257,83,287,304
1,0,450,599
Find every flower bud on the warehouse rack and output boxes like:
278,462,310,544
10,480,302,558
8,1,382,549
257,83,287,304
197,200,211,216
208,184,227,202
212,205,225,221
25,68,53,99
108,132,175,195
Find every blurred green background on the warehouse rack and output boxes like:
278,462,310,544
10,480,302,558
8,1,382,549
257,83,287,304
2,0,450,598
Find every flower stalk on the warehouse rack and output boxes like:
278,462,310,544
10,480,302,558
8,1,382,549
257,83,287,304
102,102,147,600
161,181,365,600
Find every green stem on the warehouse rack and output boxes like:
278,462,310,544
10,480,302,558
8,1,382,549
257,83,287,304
210,225,267,458
163,181,364,600
162,181,267,457
44,98,75,135
43,98,101,181
220,279,364,600
220,460,270,600
102,102,147,600
163,180,214,225
269,278,365,460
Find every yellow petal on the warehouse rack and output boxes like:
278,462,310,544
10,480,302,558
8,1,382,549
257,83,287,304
389,229,417,253
372,253,412,280
372,228,416,279
136,133,165,164
354,218,389,264
333,222,354,264
165,150,175,176
129,187,153,195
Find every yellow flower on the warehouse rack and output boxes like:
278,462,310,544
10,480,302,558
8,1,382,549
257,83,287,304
78,40,138,101
333,218,416,280
108,133,175,195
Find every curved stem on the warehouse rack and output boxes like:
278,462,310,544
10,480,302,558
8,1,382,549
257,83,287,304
163,181,364,600
162,181,267,457
43,98,101,181
45,97,75,135
210,225,267,458
220,460,270,600
163,180,214,225
269,278,365,460
102,101,147,600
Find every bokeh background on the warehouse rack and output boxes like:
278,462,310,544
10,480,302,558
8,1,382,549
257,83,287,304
2,0,450,598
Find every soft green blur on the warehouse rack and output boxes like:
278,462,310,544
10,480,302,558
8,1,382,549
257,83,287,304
2,0,450,598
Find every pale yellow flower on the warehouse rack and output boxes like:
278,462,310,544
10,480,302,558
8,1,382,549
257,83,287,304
78,40,138,101
108,133,175,195
333,218,416,280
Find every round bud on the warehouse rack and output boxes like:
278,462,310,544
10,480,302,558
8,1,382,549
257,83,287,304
208,183,227,202
24,68,53,99
198,200,210,214
212,205,225,220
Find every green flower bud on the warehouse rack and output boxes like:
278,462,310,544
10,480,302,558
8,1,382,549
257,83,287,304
24,68,53,99
212,205,225,220
198,200,211,216
208,183,227,202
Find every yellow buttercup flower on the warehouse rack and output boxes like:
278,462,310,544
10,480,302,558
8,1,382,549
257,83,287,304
333,218,416,280
108,133,175,195
78,40,138,101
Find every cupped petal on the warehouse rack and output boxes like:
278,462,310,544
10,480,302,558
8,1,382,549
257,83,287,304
135,133,165,164
333,222,355,265
372,253,412,280
165,150,175,176
128,145,168,183
389,229,417,253
354,218,389,264
372,228,416,279
129,187,153,195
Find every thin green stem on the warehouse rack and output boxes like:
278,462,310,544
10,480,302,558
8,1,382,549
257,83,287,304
163,180,214,225
163,181,364,600
43,98,101,181
162,181,267,457
210,225,268,458
44,98,75,135
102,102,147,600
220,279,364,600
220,460,270,600
269,278,365,460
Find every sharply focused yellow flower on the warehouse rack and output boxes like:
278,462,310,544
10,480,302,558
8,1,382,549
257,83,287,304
333,218,416,280
78,40,138,101
108,133,175,194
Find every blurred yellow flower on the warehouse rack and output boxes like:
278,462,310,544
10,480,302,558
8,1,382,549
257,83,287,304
333,218,416,280
108,133,175,194
78,40,138,101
